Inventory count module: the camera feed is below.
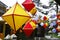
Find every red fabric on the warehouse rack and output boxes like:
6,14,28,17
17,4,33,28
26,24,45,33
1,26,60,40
43,16,47,20
24,29,33,37
22,0,35,11
43,24,47,29
24,22,33,29
23,22,33,37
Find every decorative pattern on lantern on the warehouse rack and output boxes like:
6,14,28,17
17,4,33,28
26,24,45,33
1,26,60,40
2,3,31,31
22,0,35,12
23,20,36,37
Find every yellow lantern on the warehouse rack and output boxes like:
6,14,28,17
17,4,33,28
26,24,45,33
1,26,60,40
2,2,31,31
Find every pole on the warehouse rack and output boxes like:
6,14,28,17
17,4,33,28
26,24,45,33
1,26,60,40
3,22,6,40
56,3,58,13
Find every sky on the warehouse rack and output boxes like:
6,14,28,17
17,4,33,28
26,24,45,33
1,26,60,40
0,0,25,7
0,0,50,7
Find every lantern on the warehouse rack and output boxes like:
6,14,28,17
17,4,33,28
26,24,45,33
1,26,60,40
22,0,35,12
56,26,60,32
2,3,31,31
23,20,36,37
43,16,48,21
57,14,60,20
43,23,48,29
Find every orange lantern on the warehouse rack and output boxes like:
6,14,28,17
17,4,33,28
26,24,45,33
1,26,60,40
57,14,60,19
56,26,60,32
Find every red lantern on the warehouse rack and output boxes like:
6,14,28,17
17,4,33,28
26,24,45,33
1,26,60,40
22,0,35,11
23,22,33,37
43,16,48,21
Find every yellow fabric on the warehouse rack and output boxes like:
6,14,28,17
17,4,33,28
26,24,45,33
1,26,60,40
45,23,48,26
14,16,30,31
14,3,30,16
2,5,15,16
30,21,36,30
30,7,37,15
2,15,14,30
2,3,31,31
3,3,30,17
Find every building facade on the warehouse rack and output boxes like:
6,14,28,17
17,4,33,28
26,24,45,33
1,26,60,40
0,1,7,16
